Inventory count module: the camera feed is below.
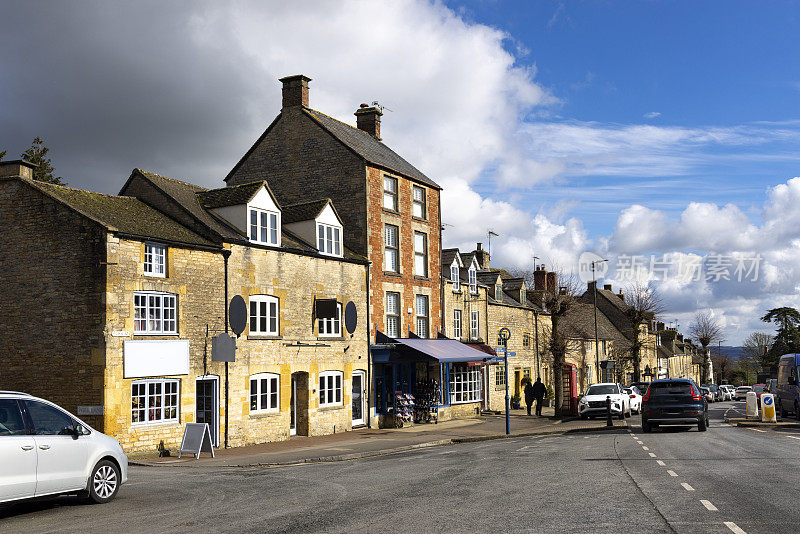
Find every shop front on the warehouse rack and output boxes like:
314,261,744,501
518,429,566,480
371,332,494,428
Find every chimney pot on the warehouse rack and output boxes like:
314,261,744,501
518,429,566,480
355,104,382,140
279,74,311,109
603,284,612,291
0,159,36,180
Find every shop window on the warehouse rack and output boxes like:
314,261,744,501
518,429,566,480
450,364,482,404
132,379,179,424
134,292,177,334
249,373,279,414
319,371,343,407
143,243,166,277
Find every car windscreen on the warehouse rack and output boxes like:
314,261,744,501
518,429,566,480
647,382,692,396
752,385,766,393
586,385,617,395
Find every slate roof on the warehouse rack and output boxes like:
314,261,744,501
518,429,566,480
197,180,267,209
441,248,460,268
559,300,631,353
477,271,501,286
282,198,333,224
303,108,439,190
26,179,215,247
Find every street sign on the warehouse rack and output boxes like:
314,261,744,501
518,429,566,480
495,346,506,353
177,423,215,459
229,295,247,336
506,352,516,358
344,301,358,334
212,333,236,362
761,393,776,423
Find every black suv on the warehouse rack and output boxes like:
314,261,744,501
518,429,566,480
641,378,709,433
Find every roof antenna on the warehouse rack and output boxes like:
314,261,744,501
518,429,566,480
371,101,393,113
487,230,499,258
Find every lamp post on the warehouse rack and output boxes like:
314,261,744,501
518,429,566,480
499,327,511,435
591,259,608,384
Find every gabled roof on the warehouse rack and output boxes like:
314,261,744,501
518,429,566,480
477,270,501,286
303,108,440,190
441,248,462,268
559,300,631,352
25,179,215,247
198,180,273,209
282,198,339,224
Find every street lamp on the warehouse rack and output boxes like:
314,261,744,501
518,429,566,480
499,327,511,435
591,259,608,384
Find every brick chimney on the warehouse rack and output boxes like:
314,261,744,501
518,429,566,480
534,264,548,291
279,75,311,109
603,284,612,291
546,271,557,293
587,280,597,293
0,159,36,180
355,103,382,139
474,242,490,270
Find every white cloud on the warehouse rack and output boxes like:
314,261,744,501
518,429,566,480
643,111,661,119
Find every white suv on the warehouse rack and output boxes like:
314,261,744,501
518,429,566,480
0,391,128,504
579,383,631,419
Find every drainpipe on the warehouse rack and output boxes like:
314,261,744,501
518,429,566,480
534,310,540,379
366,261,372,428
222,248,231,449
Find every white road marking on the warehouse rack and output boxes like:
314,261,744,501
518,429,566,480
787,436,800,441
752,429,767,433
725,521,747,534
636,440,643,444
648,452,657,457
642,446,649,451
516,446,532,452
681,483,695,491
656,460,666,466
700,499,718,511
667,470,678,477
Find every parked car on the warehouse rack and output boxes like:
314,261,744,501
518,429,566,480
630,382,650,395
578,383,631,420
720,385,735,401
641,378,709,433
0,391,128,505
777,354,800,420
752,384,767,401
701,384,721,402
700,387,714,402
765,378,778,395
624,386,643,414
735,385,752,401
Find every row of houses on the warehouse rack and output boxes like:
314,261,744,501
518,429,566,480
0,75,705,454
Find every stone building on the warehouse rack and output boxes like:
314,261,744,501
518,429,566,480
0,161,370,454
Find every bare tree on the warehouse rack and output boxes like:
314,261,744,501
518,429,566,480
710,352,733,384
689,311,724,383
623,282,665,383
741,332,773,376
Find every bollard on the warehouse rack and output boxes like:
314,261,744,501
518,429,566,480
761,393,777,423
606,395,613,427
745,391,759,419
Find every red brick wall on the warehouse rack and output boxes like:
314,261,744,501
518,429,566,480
366,166,441,339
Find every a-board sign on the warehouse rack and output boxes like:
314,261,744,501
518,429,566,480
177,423,215,459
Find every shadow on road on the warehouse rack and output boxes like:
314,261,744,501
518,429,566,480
0,495,86,520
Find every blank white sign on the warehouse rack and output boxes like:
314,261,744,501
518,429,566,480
123,340,190,378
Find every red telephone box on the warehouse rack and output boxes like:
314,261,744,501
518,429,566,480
562,363,578,416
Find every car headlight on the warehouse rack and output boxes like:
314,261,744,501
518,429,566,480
579,398,588,405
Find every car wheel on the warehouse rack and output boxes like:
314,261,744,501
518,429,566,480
85,460,120,504
580,414,588,420
642,419,651,433
618,409,625,420
698,416,707,432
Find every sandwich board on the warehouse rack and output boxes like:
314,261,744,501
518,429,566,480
178,423,215,459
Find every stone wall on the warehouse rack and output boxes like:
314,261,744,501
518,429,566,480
0,179,107,428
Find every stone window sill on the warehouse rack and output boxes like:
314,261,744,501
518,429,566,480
383,271,402,278
246,335,283,340
414,275,430,281
382,208,401,216
249,411,281,418
411,216,428,223
318,404,344,412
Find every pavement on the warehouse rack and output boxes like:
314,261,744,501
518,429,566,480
129,407,629,467
4,400,800,533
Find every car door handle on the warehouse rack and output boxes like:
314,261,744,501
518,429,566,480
21,445,34,451
39,444,51,450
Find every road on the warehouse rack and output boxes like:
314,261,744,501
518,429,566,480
2,401,799,533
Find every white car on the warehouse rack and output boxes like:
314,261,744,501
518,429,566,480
624,386,643,414
735,385,752,401
720,385,735,401
579,383,631,420
0,391,128,505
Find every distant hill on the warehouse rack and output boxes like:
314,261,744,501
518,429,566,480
712,345,743,360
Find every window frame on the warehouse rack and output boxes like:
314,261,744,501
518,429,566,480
386,292,400,337
383,176,398,212
318,302,342,338
495,366,506,388
133,291,178,335
143,242,166,278
249,207,280,246
415,294,429,338
131,378,180,426
470,310,480,340
249,295,280,336
249,372,280,414
413,231,428,278
451,264,460,290
453,309,462,340
449,364,482,404
412,185,426,219
319,371,343,407
384,224,399,273
316,222,342,257
469,268,477,294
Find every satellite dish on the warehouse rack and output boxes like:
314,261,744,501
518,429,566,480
229,295,247,336
344,301,358,334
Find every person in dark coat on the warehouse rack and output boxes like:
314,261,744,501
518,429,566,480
533,377,546,416
524,380,535,416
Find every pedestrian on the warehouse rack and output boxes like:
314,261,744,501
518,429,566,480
533,377,546,416
524,379,535,416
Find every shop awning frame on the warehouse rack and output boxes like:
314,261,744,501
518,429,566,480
372,331,496,364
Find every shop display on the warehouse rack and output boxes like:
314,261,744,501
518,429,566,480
413,379,440,424
393,392,414,425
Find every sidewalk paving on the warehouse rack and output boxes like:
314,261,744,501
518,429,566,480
129,408,630,468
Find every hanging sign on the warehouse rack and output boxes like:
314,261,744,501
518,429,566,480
178,423,215,459
212,333,236,362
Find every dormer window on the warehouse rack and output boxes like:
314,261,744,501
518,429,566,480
495,284,502,302
249,208,279,246
144,243,166,277
317,223,342,256
469,268,477,294
451,264,460,290
520,288,526,304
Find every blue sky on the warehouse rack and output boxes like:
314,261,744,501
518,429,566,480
447,0,800,234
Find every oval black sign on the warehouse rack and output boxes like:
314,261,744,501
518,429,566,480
344,301,358,334
229,295,248,336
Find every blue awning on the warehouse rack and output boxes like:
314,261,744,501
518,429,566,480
392,337,493,363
